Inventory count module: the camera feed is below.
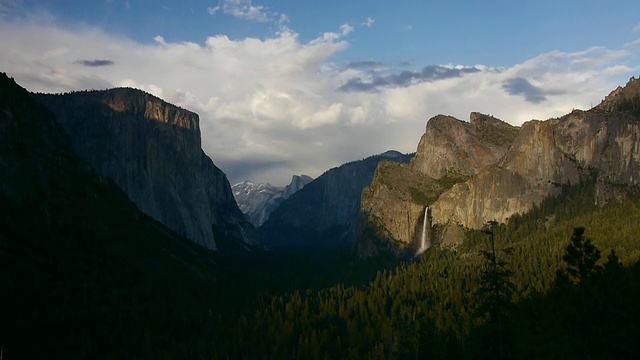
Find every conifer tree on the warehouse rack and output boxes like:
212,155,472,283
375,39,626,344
561,227,601,287
476,220,515,359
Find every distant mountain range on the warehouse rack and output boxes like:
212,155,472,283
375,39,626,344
232,175,313,227
258,150,413,249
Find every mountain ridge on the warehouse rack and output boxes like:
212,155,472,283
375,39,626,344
357,76,640,256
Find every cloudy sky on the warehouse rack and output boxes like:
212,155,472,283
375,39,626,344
1,0,639,186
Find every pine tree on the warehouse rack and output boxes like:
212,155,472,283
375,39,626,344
561,227,601,288
476,220,515,359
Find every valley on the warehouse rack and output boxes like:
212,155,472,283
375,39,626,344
2,72,640,359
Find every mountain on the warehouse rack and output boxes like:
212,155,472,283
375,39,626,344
282,174,314,199
232,175,313,227
34,88,255,251
233,181,283,226
431,76,640,229
410,112,519,179
259,151,413,249
356,113,520,256
357,76,640,257
0,73,220,358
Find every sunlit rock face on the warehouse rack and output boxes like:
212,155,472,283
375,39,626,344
35,88,256,250
356,113,518,256
410,112,518,179
431,87,640,230
358,76,640,256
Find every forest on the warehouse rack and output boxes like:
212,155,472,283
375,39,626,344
2,180,640,359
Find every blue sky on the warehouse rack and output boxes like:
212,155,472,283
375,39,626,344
1,0,640,185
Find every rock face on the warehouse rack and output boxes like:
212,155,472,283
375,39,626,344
356,113,519,256
282,175,314,199
232,175,313,227
260,151,413,249
35,89,255,251
1,74,225,359
410,113,519,178
358,76,640,257
431,104,640,228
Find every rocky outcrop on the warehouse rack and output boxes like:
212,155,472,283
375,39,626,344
359,77,640,257
282,175,313,199
356,113,518,256
232,175,313,227
260,151,412,249
35,88,255,251
596,75,640,116
410,112,519,178
356,161,430,257
431,103,640,228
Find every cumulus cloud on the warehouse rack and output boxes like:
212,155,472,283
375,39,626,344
0,14,637,185
74,59,115,67
633,23,640,33
208,0,270,22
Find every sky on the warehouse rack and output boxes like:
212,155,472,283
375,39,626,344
1,0,639,186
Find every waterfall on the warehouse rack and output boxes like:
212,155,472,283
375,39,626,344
416,206,429,256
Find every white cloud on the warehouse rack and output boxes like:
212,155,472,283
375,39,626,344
633,23,640,33
0,14,637,186
296,103,343,129
208,0,270,22
340,24,354,36
362,17,375,27
602,64,635,76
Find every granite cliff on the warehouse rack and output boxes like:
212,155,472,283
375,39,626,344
410,113,519,178
357,76,640,256
431,77,640,228
35,89,255,251
1,73,226,358
356,113,519,256
260,151,412,249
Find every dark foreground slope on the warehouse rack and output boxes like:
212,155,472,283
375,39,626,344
0,73,221,358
